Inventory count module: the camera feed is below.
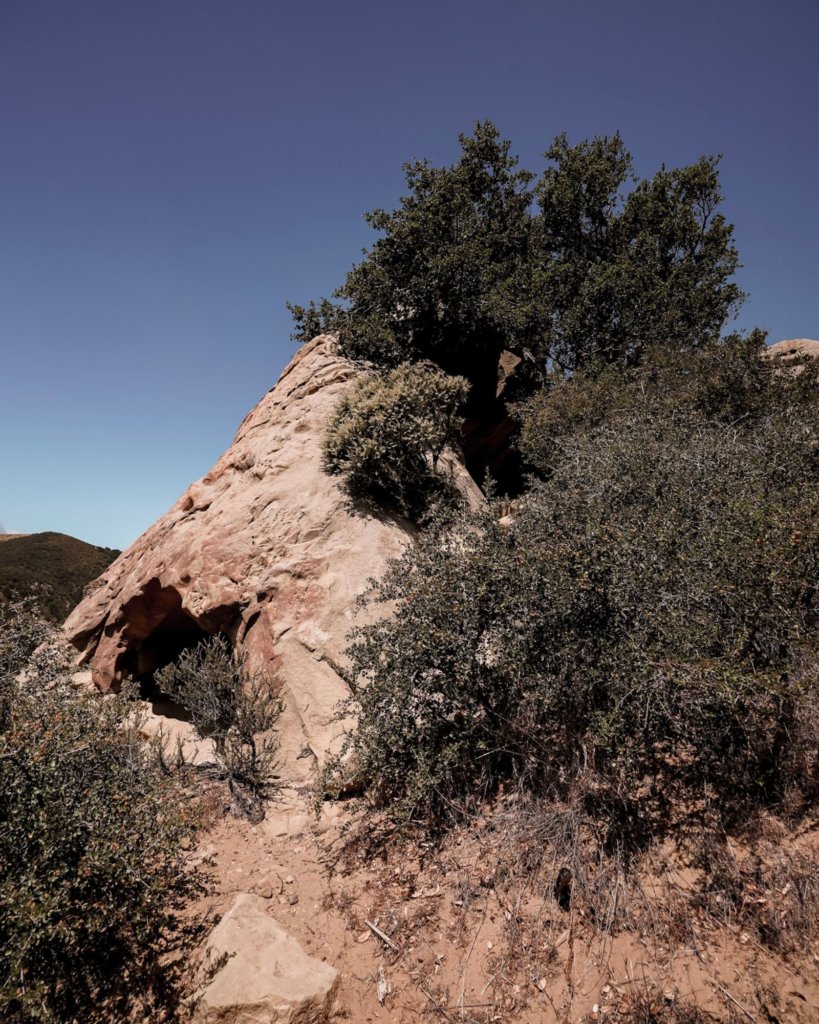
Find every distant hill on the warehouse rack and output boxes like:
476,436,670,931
0,532,119,623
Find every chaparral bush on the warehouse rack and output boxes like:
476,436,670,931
0,608,199,1023
322,362,469,519
156,635,282,821
333,339,819,833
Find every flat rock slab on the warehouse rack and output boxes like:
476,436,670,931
193,893,339,1023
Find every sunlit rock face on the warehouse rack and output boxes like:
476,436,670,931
766,337,819,362
65,334,481,778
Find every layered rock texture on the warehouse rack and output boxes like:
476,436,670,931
65,335,479,776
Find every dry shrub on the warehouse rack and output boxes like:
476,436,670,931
478,787,819,965
0,607,201,1023
477,786,655,943
0,599,52,679
693,835,819,954
155,635,282,822
579,991,722,1023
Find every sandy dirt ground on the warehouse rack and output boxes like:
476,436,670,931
183,787,819,1024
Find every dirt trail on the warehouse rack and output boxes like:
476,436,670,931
186,791,819,1023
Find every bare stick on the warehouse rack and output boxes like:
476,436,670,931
365,918,400,952
708,975,757,1023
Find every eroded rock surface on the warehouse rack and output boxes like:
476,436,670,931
65,335,481,777
767,337,819,361
192,893,339,1024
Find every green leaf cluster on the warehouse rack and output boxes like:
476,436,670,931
322,362,469,519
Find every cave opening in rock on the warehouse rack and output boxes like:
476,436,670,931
138,611,211,682
118,584,224,720
137,617,213,721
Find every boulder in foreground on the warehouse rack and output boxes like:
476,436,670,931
192,893,339,1024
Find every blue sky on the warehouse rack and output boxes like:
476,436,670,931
1,0,817,548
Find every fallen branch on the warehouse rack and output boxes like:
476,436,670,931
707,975,757,1023
365,918,400,952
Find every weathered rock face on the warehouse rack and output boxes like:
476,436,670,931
767,338,819,361
65,335,482,777
192,893,340,1023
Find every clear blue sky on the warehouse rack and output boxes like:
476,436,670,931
2,0,817,549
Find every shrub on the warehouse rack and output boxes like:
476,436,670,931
334,340,819,831
0,613,198,1023
515,330,799,478
0,599,52,679
155,635,282,821
323,362,469,519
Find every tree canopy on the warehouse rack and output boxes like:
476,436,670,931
534,133,743,372
289,121,743,389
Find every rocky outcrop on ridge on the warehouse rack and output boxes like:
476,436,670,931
65,335,481,777
767,337,819,361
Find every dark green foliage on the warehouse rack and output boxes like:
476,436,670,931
516,329,785,477
534,134,743,372
334,341,819,828
155,636,282,820
291,121,535,383
290,122,742,388
322,363,470,519
0,614,198,1023
0,533,119,624
285,297,341,349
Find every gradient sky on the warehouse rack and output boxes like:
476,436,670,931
2,0,817,549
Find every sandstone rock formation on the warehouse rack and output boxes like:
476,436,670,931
192,893,339,1023
766,337,819,361
64,335,481,777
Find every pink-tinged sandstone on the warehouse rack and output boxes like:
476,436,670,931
766,338,819,361
65,335,481,777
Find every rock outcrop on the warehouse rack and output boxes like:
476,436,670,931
65,335,481,777
192,894,339,1023
767,337,819,361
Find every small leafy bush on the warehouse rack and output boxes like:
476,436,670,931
0,612,198,1023
333,340,819,832
155,635,282,821
323,362,469,519
0,599,52,680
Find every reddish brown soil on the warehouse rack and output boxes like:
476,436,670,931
184,790,819,1023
